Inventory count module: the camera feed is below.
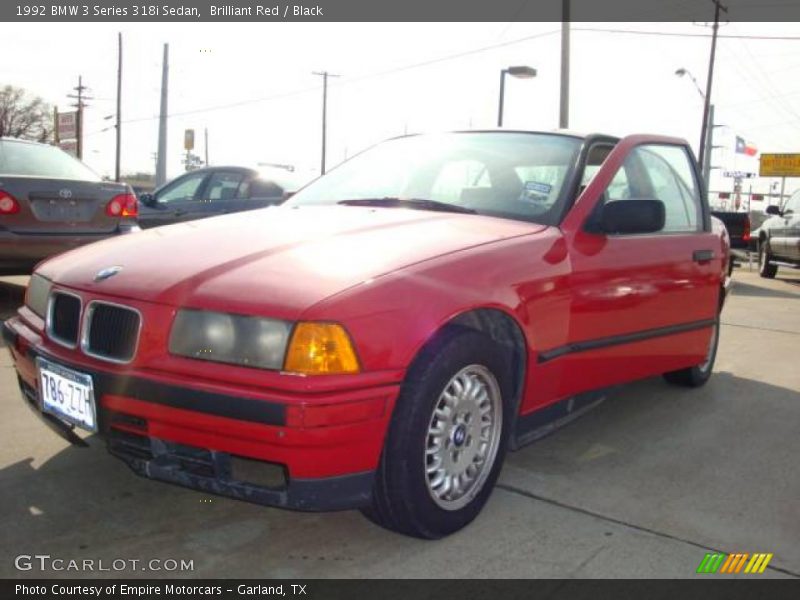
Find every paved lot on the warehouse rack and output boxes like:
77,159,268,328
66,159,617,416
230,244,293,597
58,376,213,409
0,268,798,579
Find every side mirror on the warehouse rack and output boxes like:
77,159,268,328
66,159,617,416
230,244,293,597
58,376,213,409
139,193,155,207
765,205,782,216
598,199,665,235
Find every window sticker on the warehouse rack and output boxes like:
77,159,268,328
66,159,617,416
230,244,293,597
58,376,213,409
524,181,552,194
519,181,552,204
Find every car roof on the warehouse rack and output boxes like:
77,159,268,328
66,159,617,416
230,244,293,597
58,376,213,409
0,136,52,147
383,129,621,144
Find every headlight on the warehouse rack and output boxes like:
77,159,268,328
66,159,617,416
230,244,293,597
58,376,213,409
25,274,52,318
169,309,292,370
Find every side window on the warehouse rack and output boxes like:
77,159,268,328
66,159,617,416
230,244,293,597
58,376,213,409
600,144,701,233
784,191,800,214
156,172,206,204
581,144,632,200
638,145,701,232
204,171,246,202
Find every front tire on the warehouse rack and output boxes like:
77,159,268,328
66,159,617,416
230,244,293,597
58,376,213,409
363,327,513,538
759,239,778,279
663,319,720,388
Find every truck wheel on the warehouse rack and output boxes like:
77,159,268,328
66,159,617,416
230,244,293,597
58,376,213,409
363,327,512,538
758,240,778,279
663,319,720,387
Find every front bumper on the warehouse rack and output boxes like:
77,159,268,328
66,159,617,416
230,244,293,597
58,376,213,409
3,317,396,511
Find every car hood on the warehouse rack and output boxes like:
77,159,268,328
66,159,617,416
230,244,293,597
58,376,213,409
39,205,544,319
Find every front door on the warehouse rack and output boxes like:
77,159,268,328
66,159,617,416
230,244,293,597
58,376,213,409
557,137,722,397
774,191,800,260
138,171,209,228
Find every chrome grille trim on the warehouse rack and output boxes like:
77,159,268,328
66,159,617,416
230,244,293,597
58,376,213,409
45,291,83,349
80,300,142,364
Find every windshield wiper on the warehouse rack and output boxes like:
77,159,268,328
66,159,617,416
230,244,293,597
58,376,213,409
336,197,476,215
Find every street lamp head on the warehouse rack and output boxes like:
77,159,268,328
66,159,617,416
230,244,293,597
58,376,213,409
675,68,688,77
506,65,537,79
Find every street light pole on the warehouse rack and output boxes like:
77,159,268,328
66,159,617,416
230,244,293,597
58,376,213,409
497,65,537,128
676,67,718,189
497,70,506,127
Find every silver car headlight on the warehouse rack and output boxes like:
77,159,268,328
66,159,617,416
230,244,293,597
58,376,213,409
26,273,52,318
169,309,292,370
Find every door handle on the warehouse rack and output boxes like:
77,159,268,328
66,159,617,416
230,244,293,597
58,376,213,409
174,209,185,216
693,249,715,262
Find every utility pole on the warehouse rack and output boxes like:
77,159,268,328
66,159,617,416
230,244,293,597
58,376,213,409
156,43,169,186
67,76,92,159
115,32,123,182
559,0,570,129
703,104,716,189
204,127,209,166
697,0,728,175
313,70,339,175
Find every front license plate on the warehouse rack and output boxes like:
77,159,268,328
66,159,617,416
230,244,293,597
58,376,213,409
36,357,98,432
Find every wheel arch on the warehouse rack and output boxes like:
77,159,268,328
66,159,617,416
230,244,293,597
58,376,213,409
412,307,529,419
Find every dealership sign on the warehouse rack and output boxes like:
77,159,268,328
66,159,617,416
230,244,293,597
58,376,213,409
57,111,77,141
759,153,800,177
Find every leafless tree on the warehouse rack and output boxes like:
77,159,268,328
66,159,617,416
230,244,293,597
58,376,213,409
0,85,53,143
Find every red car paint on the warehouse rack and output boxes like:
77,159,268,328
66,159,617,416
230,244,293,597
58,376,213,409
3,132,729,510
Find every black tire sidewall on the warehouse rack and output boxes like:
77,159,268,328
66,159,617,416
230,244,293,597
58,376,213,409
759,240,777,278
380,327,514,538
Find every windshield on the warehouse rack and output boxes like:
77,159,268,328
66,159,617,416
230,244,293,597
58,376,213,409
286,132,582,224
0,140,101,181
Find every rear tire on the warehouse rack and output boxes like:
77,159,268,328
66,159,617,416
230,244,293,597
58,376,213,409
758,239,778,279
663,319,720,388
362,327,513,539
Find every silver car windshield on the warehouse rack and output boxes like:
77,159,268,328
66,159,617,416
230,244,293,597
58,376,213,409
0,140,101,181
286,132,582,225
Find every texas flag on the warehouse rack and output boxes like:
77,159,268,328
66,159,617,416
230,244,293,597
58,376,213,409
735,136,758,156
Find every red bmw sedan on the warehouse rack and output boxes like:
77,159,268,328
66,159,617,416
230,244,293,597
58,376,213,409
3,131,730,538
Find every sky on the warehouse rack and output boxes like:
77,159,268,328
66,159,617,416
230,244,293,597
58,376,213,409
5,21,800,196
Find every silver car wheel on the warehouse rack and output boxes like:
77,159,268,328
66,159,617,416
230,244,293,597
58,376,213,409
424,364,503,511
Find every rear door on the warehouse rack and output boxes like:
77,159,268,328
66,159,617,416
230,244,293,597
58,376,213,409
558,137,721,396
243,177,287,209
0,140,124,234
195,169,251,217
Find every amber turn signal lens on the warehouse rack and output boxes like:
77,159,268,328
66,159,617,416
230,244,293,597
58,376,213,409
284,322,360,375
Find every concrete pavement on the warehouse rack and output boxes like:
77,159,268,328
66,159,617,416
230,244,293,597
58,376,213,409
0,268,798,578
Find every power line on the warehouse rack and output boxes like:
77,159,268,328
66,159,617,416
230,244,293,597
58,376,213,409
573,27,800,41
101,28,561,128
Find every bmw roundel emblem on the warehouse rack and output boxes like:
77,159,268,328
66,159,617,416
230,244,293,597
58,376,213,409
94,265,123,282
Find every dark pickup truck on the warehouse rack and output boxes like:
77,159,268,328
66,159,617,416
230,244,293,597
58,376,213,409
711,210,750,269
